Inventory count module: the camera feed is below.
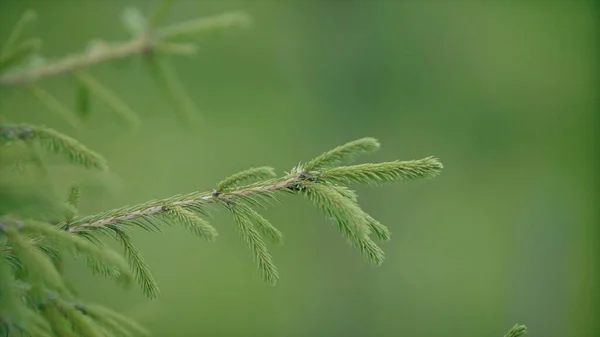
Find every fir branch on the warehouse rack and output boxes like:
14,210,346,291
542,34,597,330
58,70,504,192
365,214,391,241
0,12,251,87
163,205,218,242
113,229,159,299
505,324,527,337
0,124,107,170
2,227,66,294
231,202,283,245
56,304,104,337
322,183,390,240
216,166,277,192
319,157,443,186
25,325,53,337
56,138,441,284
302,137,380,172
0,247,23,320
229,201,279,285
65,176,297,232
20,220,132,283
79,302,149,337
326,183,359,202
302,183,372,238
40,306,76,337
302,183,385,265
15,308,52,337
84,253,122,282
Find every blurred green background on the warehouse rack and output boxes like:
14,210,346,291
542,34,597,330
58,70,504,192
1,1,598,336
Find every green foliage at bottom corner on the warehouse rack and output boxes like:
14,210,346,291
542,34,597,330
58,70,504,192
0,288,150,337
505,324,528,337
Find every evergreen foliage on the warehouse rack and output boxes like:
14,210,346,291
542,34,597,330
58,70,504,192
2,130,448,336
0,2,525,336
216,166,277,192
303,137,380,171
505,324,528,337
0,124,107,170
229,202,280,285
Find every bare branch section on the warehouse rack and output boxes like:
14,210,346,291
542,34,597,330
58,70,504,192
0,12,250,87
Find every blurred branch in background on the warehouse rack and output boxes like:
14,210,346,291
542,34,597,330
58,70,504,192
0,12,250,86
0,2,251,128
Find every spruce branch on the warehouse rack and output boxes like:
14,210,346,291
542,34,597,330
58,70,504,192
0,11,251,87
13,307,52,337
65,176,297,232
365,213,391,241
303,137,380,171
230,202,283,245
163,205,218,242
318,157,443,186
20,220,132,284
54,301,104,337
505,324,527,337
40,305,74,337
216,166,277,192
2,226,66,294
57,137,441,285
0,247,23,320
2,137,443,313
0,124,107,170
229,201,279,285
113,229,159,299
76,301,150,337
301,182,385,265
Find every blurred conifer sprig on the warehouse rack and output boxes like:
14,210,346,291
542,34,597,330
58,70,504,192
0,0,251,128
0,1,525,337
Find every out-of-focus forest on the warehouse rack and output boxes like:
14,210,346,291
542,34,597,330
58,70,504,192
0,1,598,337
